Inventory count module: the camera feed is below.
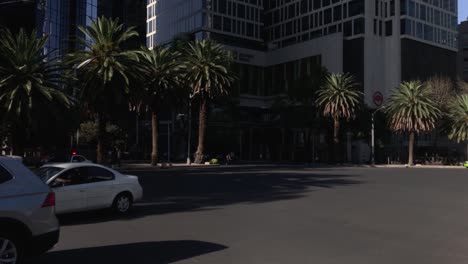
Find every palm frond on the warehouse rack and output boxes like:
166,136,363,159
315,73,362,120
183,40,235,99
67,16,139,113
385,81,440,133
448,95,468,143
0,28,73,125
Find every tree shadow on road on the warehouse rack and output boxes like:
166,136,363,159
29,240,227,264
59,166,362,226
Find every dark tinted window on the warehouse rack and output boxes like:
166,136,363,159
85,167,114,183
36,166,64,182
0,164,13,184
50,168,87,187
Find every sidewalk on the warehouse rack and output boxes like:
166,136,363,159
116,162,467,170
372,164,466,169
117,162,219,170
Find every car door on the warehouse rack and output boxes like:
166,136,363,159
50,168,87,214
83,166,116,210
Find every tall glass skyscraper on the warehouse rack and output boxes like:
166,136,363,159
41,0,98,56
0,0,98,57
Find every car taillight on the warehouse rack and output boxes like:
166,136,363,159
42,192,56,207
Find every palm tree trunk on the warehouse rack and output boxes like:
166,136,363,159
408,131,415,166
333,118,340,163
11,126,25,156
194,98,208,164
151,110,159,166
96,115,106,164
11,136,24,156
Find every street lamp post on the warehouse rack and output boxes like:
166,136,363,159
371,106,385,166
187,96,193,165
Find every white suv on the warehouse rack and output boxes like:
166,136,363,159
0,157,60,264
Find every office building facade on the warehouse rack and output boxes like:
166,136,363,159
146,0,458,162
147,0,457,105
458,20,468,82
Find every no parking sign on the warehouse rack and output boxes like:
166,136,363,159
373,92,384,107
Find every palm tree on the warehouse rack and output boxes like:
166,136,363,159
67,16,139,163
315,73,362,162
0,28,71,155
385,81,440,166
137,46,182,166
448,95,468,143
183,40,235,164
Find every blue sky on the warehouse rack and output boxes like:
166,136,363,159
460,0,468,22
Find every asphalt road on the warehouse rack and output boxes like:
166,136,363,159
31,166,468,264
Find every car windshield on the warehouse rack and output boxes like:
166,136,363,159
36,166,64,182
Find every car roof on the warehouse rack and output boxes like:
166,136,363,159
0,157,49,195
42,162,108,170
0,156,22,161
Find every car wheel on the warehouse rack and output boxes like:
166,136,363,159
0,233,22,264
112,193,133,214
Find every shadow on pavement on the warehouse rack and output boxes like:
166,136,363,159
30,240,227,264
59,166,362,226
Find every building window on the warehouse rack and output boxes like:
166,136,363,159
375,0,379,16
408,0,415,17
313,0,321,10
334,5,342,21
400,18,411,35
424,24,434,41
374,19,377,35
385,20,392,36
354,17,365,35
416,22,423,39
379,20,383,36
349,0,365,16
302,16,309,31
344,20,352,36
324,8,332,24
390,0,395,16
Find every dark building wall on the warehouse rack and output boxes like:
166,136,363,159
343,38,364,87
0,1,37,33
401,38,457,81
458,21,468,82
98,0,146,48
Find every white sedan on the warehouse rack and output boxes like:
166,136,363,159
36,163,143,214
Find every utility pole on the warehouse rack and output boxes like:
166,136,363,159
371,113,375,165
